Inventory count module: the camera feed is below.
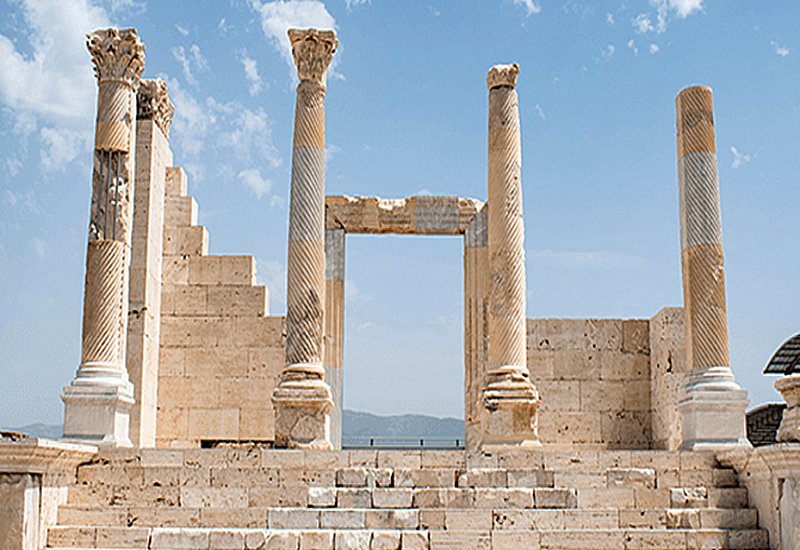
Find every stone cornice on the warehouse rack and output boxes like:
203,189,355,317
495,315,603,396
87,27,145,86
0,436,96,474
137,79,174,138
289,28,338,84
487,63,520,90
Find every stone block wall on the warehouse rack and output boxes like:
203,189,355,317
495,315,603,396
155,167,282,447
649,307,687,450
527,318,653,449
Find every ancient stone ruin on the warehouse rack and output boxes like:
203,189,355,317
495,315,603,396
1,26,799,550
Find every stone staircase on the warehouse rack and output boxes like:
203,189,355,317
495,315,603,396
156,167,280,447
46,448,768,549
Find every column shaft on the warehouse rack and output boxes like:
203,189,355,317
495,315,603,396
62,28,145,447
481,64,540,448
272,29,338,449
675,85,749,450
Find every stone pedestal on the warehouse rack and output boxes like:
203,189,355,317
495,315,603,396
674,85,749,450
272,29,337,449
481,64,540,449
776,374,800,442
62,28,145,447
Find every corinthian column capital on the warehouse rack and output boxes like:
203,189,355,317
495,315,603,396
487,63,519,90
87,27,145,87
137,79,174,139
289,28,338,84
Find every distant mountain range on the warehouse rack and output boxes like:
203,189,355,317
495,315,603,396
2,410,464,444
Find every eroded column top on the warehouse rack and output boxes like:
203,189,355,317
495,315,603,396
87,27,145,87
676,85,716,157
137,79,175,139
289,28,338,84
487,63,520,90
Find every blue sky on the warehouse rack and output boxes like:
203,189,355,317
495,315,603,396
0,0,797,427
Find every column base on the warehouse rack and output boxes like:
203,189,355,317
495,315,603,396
481,399,541,449
678,366,750,451
61,382,134,447
272,363,333,450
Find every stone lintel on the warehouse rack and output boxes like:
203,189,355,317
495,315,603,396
325,195,484,235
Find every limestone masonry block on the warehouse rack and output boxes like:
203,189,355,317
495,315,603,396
165,166,187,196
165,195,198,227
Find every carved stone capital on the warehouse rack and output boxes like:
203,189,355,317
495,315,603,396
87,27,145,87
289,28,338,84
487,63,520,90
137,79,174,138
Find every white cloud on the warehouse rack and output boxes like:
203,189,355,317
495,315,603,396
513,0,541,16
627,39,639,56
172,44,208,86
771,40,790,57
632,13,653,33
632,0,703,34
534,103,546,120
649,43,660,54
606,12,615,25
428,5,441,17
670,0,703,18
175,23,189,36
40,127,87,171
251,0,337,79
239,50,263,95
730,146,751,169
238,168,273,199
168,79,282,181
5,188,38,213
602,44,616,60
345,0,370,9
0,0,112,172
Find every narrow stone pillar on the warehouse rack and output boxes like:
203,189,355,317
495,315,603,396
127,79,174,447
675,85,750,450
481,64,541,448
62,28,145,447
324,228,345,449
272,29,337,449
464,206,488,453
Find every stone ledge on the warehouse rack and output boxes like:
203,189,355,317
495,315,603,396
0,436,97,474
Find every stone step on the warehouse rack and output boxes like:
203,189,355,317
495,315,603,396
163,225,207,256
161,284,268,317
164,195,197,227
46,526,770,549
188,255,257,286
56,505,759,531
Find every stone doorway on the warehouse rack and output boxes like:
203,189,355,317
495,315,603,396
324,195,487,450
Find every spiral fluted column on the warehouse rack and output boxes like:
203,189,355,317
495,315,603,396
675,85,749,450
481,64,541,449
272,28,337,449
62,28,145,447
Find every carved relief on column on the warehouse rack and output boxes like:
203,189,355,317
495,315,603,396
675,85,749,450
481,63,540,448
273,28,338,449
137,79,174,139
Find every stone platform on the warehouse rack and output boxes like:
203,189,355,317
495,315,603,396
45,447,767,549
